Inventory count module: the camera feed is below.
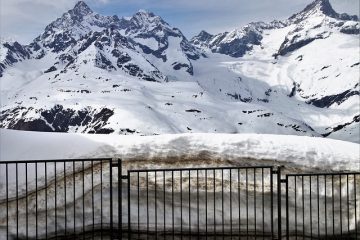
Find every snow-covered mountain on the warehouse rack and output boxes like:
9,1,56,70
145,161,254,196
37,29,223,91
0,0,359,143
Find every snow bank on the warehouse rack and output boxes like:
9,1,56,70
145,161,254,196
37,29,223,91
1,129,359,171
0,129,359,238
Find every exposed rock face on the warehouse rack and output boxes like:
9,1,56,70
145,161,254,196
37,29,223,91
0,105,115,133
191,22,268,57
307,89,359,108
0,41,31,77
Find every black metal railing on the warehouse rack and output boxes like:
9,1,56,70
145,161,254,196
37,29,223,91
284,172,359,240
127,166,279,239
0,158,359,240
0,158,122,240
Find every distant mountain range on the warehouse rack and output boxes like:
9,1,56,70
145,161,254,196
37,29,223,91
1,0,359,143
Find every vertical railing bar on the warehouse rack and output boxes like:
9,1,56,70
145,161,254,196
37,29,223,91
171,171,174,240
164,171,166,239
155,171,158,240
197,169,200,239
118,159,122,240
285,176,289,240
346,174,349,237
239,168,241,237
354,174,358,239
246,168,248,240
82,161,85,239
294,175,297,240
127,170,131,240
91,161,94,239
64,162,67,238
205,170,208,239
147,171,149,240
270,167,274,238
262,168,264,240
317,175,320,238
254,168,256,240
214,169,216,239
180,171,183,239
310,176,312,239
340,175,343,237
325,175,327,238
100,161,103,240
45,162,48,239
35,162,38,239
189,170,191,239
16,163,19,240
230,169,233,239
6,163,8,240
54,162,58,239
277,167,282,240
138,172,140,239
25,163,28,239
332,175,334,236
302,176,304,239
73,161,76,239
221,169,224,239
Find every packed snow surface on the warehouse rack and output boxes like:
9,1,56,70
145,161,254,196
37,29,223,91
1,129,359,171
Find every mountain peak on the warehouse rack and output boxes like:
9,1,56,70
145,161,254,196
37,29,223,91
72,1,93,16
134,9,158,18
306,0,336,16
137,9,151,14
192,30,213,42
289,0,358,22
198,30,213,37
129,9,169,29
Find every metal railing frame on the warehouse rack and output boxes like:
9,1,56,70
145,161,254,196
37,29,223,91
0,158,359,239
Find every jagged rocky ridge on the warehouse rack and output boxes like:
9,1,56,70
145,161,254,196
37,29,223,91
0,1,200,80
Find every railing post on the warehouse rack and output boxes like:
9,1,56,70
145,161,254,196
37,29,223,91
128,170,131,240
272,165,285,240
277,166,283,239
118,158,122,240
285,176,289,240
110,159,114,239
277,166,282,239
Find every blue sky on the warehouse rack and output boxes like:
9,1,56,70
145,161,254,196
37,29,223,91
0,0,359,43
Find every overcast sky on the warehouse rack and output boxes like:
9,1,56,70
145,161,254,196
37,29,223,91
0,0,359,44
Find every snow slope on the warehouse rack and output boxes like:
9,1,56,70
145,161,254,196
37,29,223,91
0,0,359,143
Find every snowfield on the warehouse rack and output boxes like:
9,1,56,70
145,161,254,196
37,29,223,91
1,129,359,172
1,0,359,143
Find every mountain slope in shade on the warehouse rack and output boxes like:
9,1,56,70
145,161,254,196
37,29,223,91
0,0,359,143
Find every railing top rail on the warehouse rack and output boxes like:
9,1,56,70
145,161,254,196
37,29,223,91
128,165,274,173
0,157,113,164
286,171,360,177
